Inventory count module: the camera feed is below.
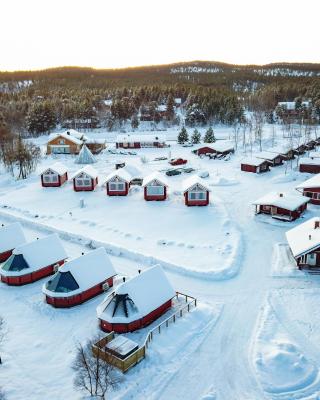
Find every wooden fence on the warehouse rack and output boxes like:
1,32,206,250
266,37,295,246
92,292,197,373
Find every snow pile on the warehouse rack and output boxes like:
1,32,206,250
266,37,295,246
210,176,239,186
0,222,26,253
271,243,300,277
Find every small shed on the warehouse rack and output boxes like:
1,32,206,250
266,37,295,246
0,223,26,263
296,174,320,204
293,144,307,155
286,217,320,269
142,172,168,201
40,162,68,187
241,157,271,173
255,151,284,167
299,157,320,174
43,247,117,308
116,134,166,149
0,234,67,285
97,265,175,333
182,176,210,206
71,166,98,191
102,169,132,196
193,142,234,157
253,192,309,221
268,146,295,161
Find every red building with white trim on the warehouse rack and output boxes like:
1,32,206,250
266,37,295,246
182,176,210,206
142,172,168,201
296,174,320,205
71,166,98,191
102,169,132,196
116,134,166,149
0,222,26,263
97,265,176,333
299,157,320,174
43,247,117,308
40,162,68,187
0,234,67,286
241,157,271,173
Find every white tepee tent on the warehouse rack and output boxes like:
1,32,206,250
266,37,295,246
75,144,96,164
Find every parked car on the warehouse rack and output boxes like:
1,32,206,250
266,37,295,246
181,167,195,173
115,162,125,169
128,151,137,156
166,169,182,176
154,157,168,161
169,158,188,166
182,143,193,147
130,178,143,186
108,149,117,154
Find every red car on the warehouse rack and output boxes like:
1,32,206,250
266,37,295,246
169,158,187,166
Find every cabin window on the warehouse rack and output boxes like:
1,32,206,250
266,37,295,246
313,192,320,200
76,177,91,187
2,254,29,272
43,173,58,183
147,185,164,196
305,191,313,198
263,205,271,211
46,271,79,293
59,139,65,145
189,191,206,200
109,182,125,191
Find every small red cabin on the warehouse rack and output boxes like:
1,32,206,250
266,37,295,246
97,265,175,333
0,222,26,263
296,174,320,205
71,166,98,192
241,157,271,173
253,192,309,221
40,162,68,187
142,172,168,201
299,157,320,174
0,234,67,286
103,169,131,196
182,176,210,206
43,247,116,308
193,142,234,157
255,151,284,167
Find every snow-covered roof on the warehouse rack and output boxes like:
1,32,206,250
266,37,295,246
97,265,175,324
104,99,113,106
182,175,210,193
253,192,309,211
105,335,138,357
0,222,26,254
286,217,320,258
1,234,67,276
299,157,320,166
70,165,98,180
210,141,234,153
75,145,96,165
142,172,168,187
296,174,320,190
102,168,132,185
116,134,166,143
39,162,68,176
174,98,182,104
42,247,116,297
156,105,167,112
268,146,293,155
308,152,320,159
255,151,281,161
278,101,310,110
241,157,269,167
48,130,85,145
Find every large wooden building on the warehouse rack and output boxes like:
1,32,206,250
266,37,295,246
115,134,167,149
43,248,116,308
0,223,26,263
142,172,168,201
40,162,68,187
182,176,210,206
0,234,67,285
296,174,320,205
97,265,176,333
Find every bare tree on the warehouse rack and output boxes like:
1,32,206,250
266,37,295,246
73,338,119,399
0,316,7,365
252,111,264,151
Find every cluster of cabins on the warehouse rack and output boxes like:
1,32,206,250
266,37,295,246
0,223,176,332
40,163,211,206
241,139,320,174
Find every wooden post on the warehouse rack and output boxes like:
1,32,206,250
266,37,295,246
195,299,197,307
188,304,190,312
173,315,176,323
158,325,161,334
180,309,183,317
166,320,168,328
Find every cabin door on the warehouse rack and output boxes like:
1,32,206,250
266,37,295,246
307,253,317,266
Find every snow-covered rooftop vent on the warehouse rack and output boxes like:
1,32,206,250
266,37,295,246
75,144,96,165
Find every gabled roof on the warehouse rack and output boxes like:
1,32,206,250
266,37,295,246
268,146,293,156
102,168,132,185
42,247,116,297
194,141,234,153
70,165,98,180
97,265,175,324
241,157,269,167
182,175,210,193
48,131,84,145
39,162,68,176
0,222,26,254
1,234,67,276
75,145,96,165
286,217,320,258
253,191,309,211
115,134,166,143
255,151,281,161
296,174,320,190
299,157,320,166
142,172,168,187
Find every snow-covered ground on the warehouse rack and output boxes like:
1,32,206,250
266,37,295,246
1,125,320,399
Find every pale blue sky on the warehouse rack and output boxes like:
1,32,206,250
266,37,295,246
1,0,319,71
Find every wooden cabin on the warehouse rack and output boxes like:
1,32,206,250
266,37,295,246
0,234,67,285
253,192,309,221
40,162,68,187
46,131,84,155
71,166,98,192
0,223,26,263
299,157,320,174
306,140,318,151
97,265,176,333
286,217,320,270
241,157,271,173
103,169,132,196
43,248,116,308
255,151,284,167
116,134,166,149
182,176,210,206
193,142,234,157
296,174,320,205
268,146,295,161
294,144,307,155
142,172,168,201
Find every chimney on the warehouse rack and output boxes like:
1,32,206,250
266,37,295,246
279,193,283,197
315,220,320,229
81,252,84,256
138,269,141,274
36,237,39,240
1,224,3,227
123,277,126,283
309,234,312,240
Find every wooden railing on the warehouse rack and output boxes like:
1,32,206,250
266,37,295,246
92,292,197,373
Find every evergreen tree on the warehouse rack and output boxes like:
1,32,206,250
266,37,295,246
177,127,188,144
166,94,175,121
204,127,216,143
191,129,201,144
131,114,139,130
26,102,56,135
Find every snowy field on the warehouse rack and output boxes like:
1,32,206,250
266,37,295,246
1,125,320,399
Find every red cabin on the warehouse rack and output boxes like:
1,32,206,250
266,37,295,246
193,142,234,157
255,151,284,167
0,234,67,286
296,174,320,204
0,222,26,263
116,134,166,149
71,166,98,192
182,176,210,206
142,172,168,201
103,169,132,196
97,265,176,333
43,247,116,308
299,157,320,174
40,162,68,187
241,157,271,173
253,192,309,221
